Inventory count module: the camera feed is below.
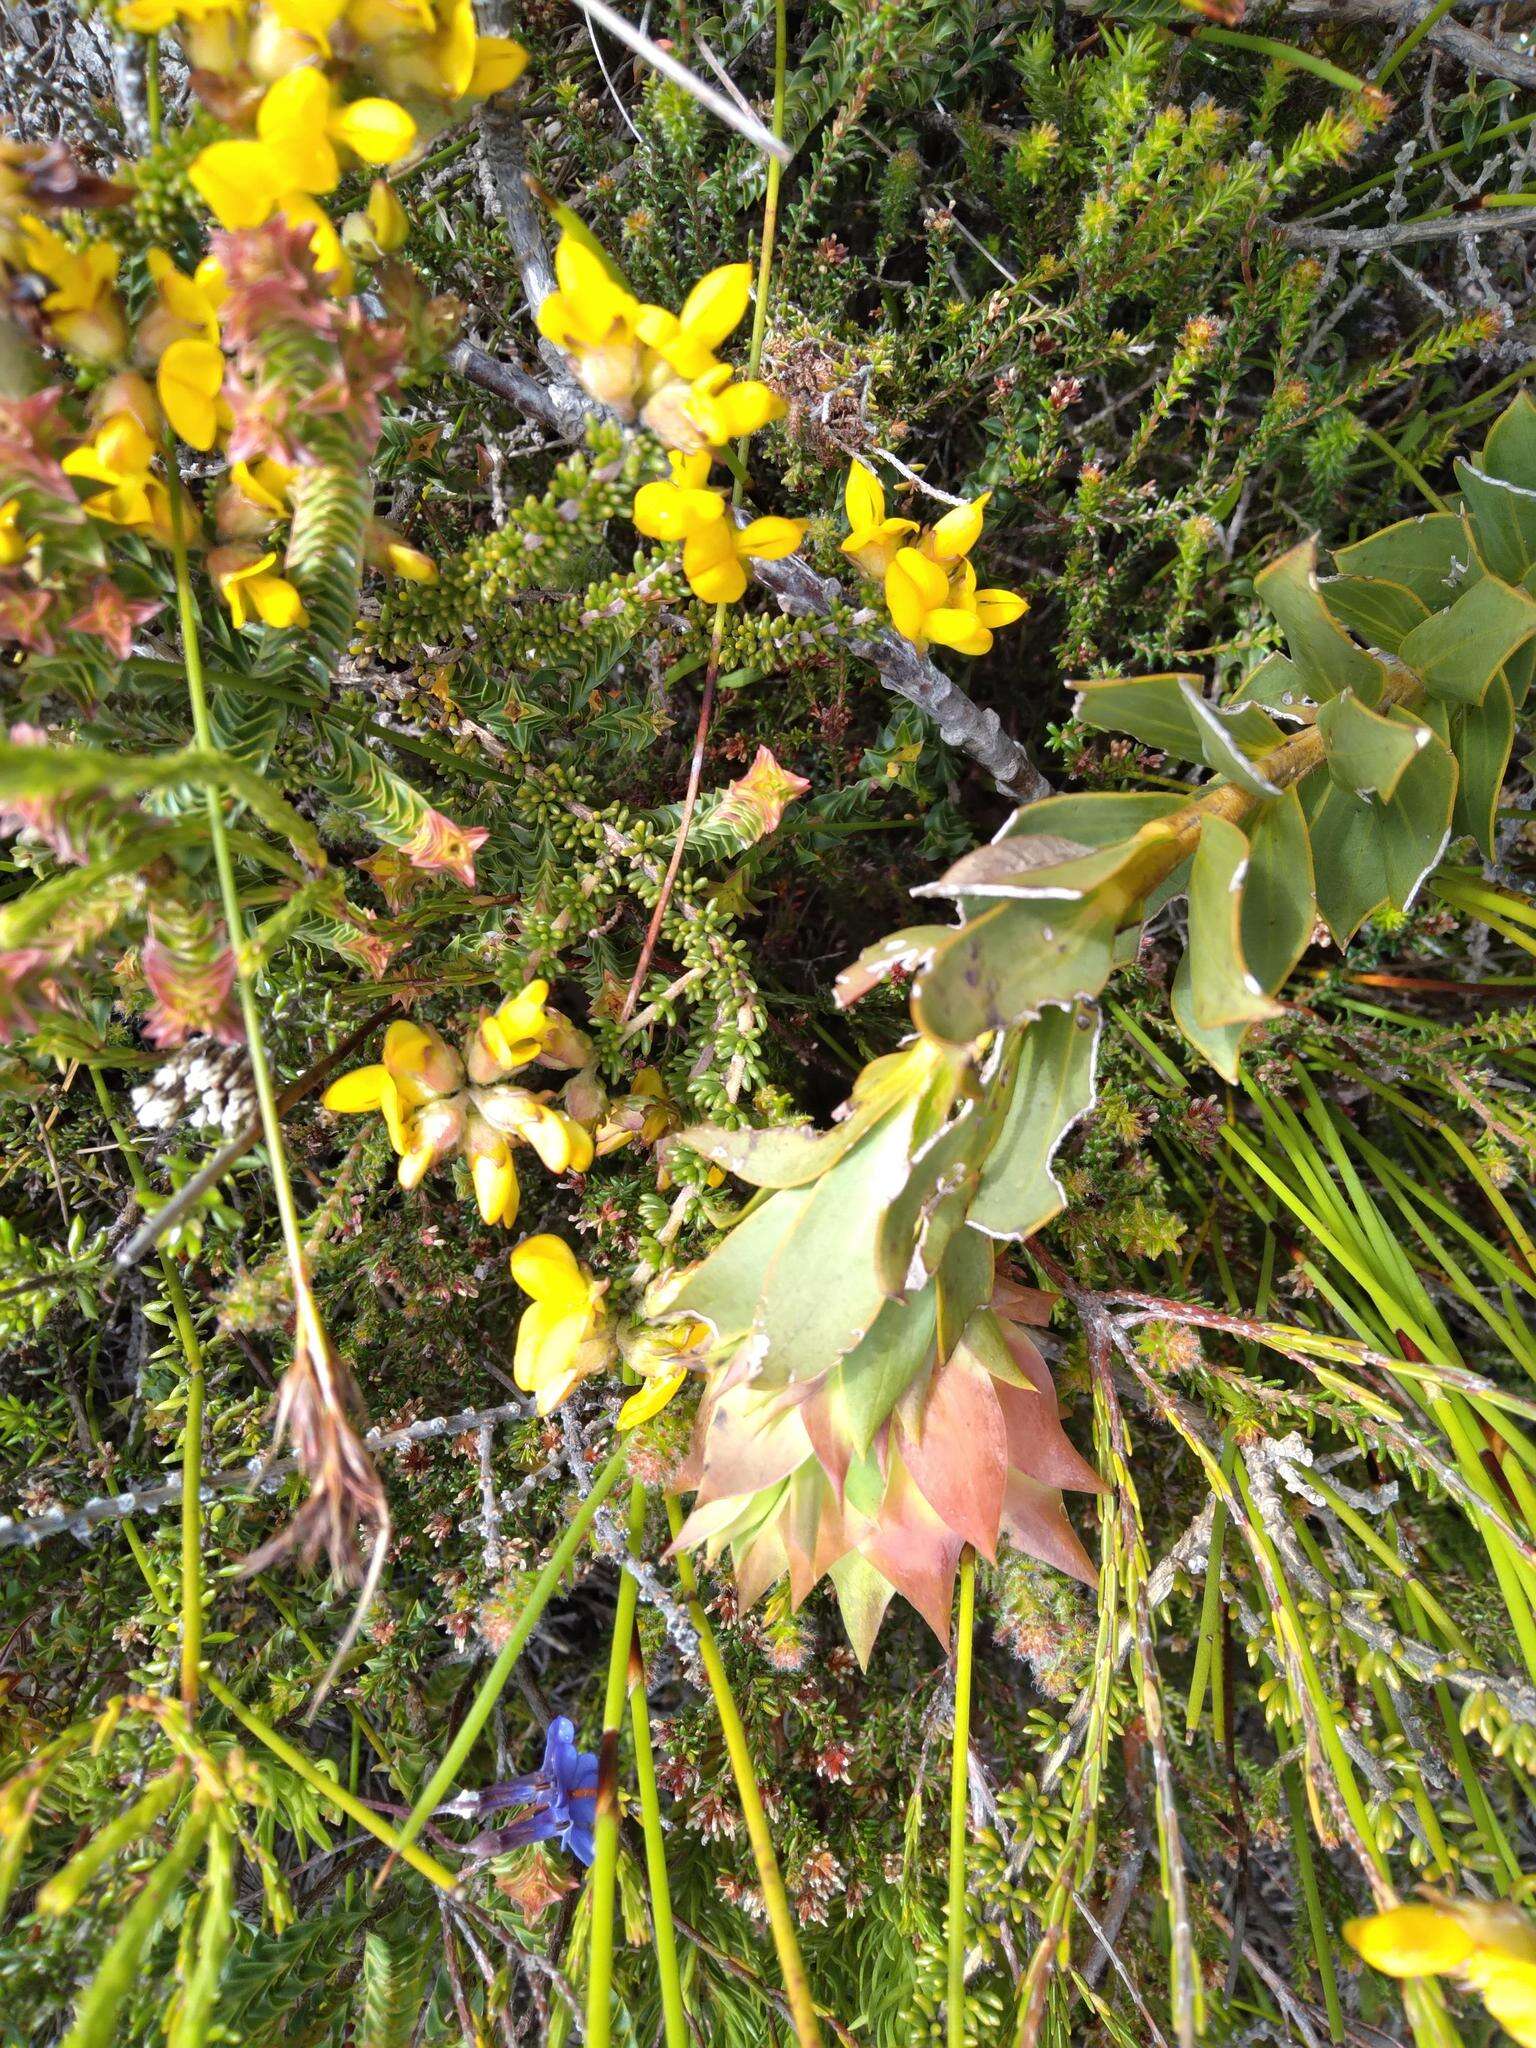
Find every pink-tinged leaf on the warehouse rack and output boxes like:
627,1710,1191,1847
863,1457,964,1645
65,579,161,662
829,1552,896,1670
994,1325,1106,1494
991,1274,1056,1326
1001,1472,1097,1587
668,1491,757,1553
698,1385,813,1503
734,1522,789,1609
403,806,490,888
713,744,812,848
898,1349,1007,1561
798,1375,852,1498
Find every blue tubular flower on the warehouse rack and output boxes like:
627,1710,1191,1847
440,1716,599,1867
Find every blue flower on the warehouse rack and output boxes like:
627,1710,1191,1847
438,1716,600,1867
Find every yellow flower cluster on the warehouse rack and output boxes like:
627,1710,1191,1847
633,451,804,604
842,459,1027,657
1346,1898,1536,2045
507,1234,710,1422
323,986,594,1229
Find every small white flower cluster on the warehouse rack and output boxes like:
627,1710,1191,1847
131,1040,255,1138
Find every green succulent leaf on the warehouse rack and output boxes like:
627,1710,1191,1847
969,1005,1101,1240
1332,512,1468,609
1256,538,1389,704
1318,689,1433,801
1397,568,1536,705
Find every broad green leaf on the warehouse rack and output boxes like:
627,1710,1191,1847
1397,568,1536,705
969,1004,1100,1240
756,1102,924,1377
1239,785,1317,996
1333,512,1469,609
668,1186,813,1342
1455,458,1536,585
1256,539,1388,704
1320,574,1430,655
1481,389,1536,485
934,1222,993,1359
1300,774,1389,945
1178,679,1282,795
831,1285,939,1456
829,1551,895,1669
1318,689,1433,801
912,888,1122,1047
917,830,1177,905
1452,671,1515,858
1378,715,1458,910
1231,651,1308,716
1072,672,1205,755
998,791,1189,847
1181,814,1283,1033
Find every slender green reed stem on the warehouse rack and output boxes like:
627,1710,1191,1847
587,1480,645,2048
1375,0,1460,83
89,1068,205,1713
145,35,162,143
665,1496,824,2048
1183,1433,1233,1741
630,1591,688,2048
947,1547,976,2048
1283,1762,1344,2044
394,1443,629,1860
203,1673,459,1892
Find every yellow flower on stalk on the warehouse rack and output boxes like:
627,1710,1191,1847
632,451,804,604
640,361,786,457
343,179,409,263
62,413,158,527
616,1315,712,1430
118,0,245,72
189,69,417,229
157,337,225,452
884,546,1026,657
466,1112,520,1228
841,459,918,579
18,216,126,365
140,248,227,358
218,456,297,537
322,1018,464,1175
921,490,990,565
635,262,752,383
535,232,647,414
1345,1898,1536,2047
473,1087,595,1175
510,1235,610,1414
209,545,311,631
0,500,29,568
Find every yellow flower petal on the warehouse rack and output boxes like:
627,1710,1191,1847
321,1063,389,1113
365,178,408,252
470,34,528,95
157,336,224,452
257,69,341,193
678,262,752,350
927,490,990,563
510,1232,586,1307
974,587,1028,628
925,606,992,657
632,477,724,542
1343,1905,1475,1979
682,524,746,604
845,459,885,532
736,516,805,562
189,141,280,229
617,1367,687,1430
1471,1959,1536,2047
330,96,418,166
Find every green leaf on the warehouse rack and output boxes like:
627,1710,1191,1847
1318,689,1433,801
1231,651,1308,716
206,683,287,771
998,791,1190,846
1300,774,1390,946
357,1932,429,2048
831,1285,940,1457
1320,574,1430,655
1332,512,1468,609
1239,786,1317,996
1181,814,1283,1033
1178,679,1282,795
1481,389,1536,486
1452,671,1515,858
1073,674,1276,765
668,1187,813,1344
1455,458,1536,585
1378,715,1458,910
1397,569,1536,704
912,889,1122,1048
1256,539,1388,704
969,1004,1100,1240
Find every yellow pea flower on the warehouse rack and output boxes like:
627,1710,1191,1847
249,0,345,75
18,216,126,364
841,459,918,580
474,1086,595,1174
884,546,1025,657
366,519,438,582
119,0,245,71
323,1019,464,1157
923,489,990,564
631,450,725,542
510,1235,609,1414
190,70,416,228
641,362,786,456
467,978,553,1082
635,262,752,383
62,413,158,527
466,1113,521,1228
1346,1897,1536,2047
535,232,647,413
157,337,225,451
343,178,409,262
230,456,297,518
681,511,806,606
615,1316,711,1430
0,500,26,567
209,546,311,631
140,248,227,357
470,33,530,95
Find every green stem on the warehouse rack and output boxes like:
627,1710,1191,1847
947,1548,976,2048
145,34,162,144
665,1496,824,2048
1282,1762,1344,2045
89,1067,205,1713
587,1480,646,2048
630,1597,689,2048
166,458,330,1364
1184,1433,1234,1741
202,1673,458,1892
1375,0,1460,84
738,0,786,405
394,1444,629,1859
